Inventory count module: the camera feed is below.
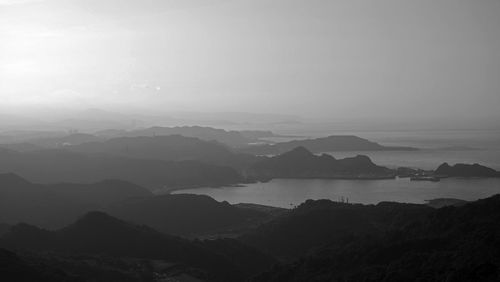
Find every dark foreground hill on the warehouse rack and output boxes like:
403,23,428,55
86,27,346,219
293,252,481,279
435,162,500,177
246,146,394,180
249,195,500,282
0,148,243,191
105,194,269,236
0,212,275,281
239,135,417,155
241,199,432,259
0,173,151,228
0,174,271,235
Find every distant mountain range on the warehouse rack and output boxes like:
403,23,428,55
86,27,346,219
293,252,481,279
95,126,276,147
0,147,244,191
1,128,417,155
239,135,418,155
0,134,405,190
66,135,260,169
0,126,278,149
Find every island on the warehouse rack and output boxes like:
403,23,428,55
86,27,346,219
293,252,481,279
434,162,500,177
238,135,418,155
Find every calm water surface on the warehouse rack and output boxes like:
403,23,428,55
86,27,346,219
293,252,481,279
173,178,500,208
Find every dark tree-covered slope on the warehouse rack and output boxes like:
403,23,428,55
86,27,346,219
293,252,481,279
250,195,500,282
105,194,269,236
1,212,275,281
0,173,151,229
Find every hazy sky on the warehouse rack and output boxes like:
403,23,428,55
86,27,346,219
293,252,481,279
1,0,499,121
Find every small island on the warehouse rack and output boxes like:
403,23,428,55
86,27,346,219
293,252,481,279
434,162,500,177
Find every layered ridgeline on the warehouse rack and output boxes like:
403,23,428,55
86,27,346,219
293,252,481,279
95,126,276,147
1,129,415,156
239,135,417,155
247,195,500,281
0,174,270,233
1,212,275,281
435,162,500,177
0,173,150,228
1,135,398,188
105,194,271,236
0,126,277,150
0,146,244,191
65,135,260,169
245,146,394,180
0,132,102,151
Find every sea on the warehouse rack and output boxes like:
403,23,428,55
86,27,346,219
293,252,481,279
173,129,500,208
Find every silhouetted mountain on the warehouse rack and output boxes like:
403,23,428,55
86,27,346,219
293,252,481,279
246,146,394,180
106,194,269,236
66,135,260,169
239,135,418,155
0,149,244,191
250,195,500,282
241,199,432,259
435,162,500,177
95,126,275,147
0,173,152,228
1,212,275,281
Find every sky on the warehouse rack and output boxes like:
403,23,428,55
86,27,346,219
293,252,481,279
0,0,499,123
